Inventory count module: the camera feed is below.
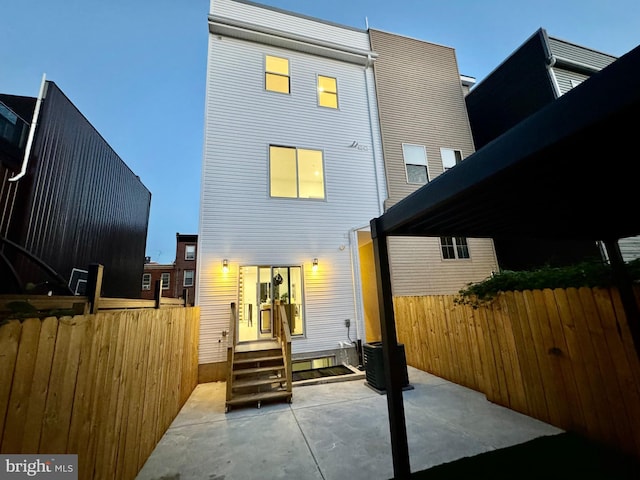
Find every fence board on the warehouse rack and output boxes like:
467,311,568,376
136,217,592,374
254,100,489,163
422,297,443,373
138,306,163,468
110,311,137,480
66,314,98,469
447,296,471,388
417,298,432,373
592,288,640,455
98,312,130,479
1,318,41,453
21,317,59,453
481,301,510,407
578,287,634,450
523,290,569,429
130,311,154,477
511,291,550,423
0,320,21,443
542,288,587,433
40,316,87,452
563,288,614,443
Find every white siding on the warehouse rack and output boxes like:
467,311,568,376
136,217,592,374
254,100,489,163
552,68,589,96
211,0,370,51
548,37,617,70
199,31,384,363
620,237,640,262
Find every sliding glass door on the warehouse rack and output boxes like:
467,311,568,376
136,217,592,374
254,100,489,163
238,265,304,342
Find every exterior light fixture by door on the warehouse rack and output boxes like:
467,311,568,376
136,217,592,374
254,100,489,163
222,259,229,273
312,258,318,272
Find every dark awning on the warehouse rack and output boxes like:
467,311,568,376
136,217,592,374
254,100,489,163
376,43,640,242
372,43,640,479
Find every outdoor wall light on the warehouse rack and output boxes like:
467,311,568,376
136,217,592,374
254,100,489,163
222,259,229,273
312,258,318,272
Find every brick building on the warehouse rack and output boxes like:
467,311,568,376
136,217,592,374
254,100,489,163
142,233,197,305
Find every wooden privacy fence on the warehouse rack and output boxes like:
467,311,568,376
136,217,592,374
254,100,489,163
0,306,200,480
394,287,640,459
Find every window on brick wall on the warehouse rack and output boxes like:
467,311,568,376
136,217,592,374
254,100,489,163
161,272,170,290
183,270,194,287
142,273,151,290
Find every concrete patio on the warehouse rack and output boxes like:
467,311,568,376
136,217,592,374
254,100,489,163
136,366,562,480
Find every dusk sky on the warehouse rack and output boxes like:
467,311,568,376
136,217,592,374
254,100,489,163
2,0,638,263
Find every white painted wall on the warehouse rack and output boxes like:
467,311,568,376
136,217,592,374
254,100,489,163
199,3,385,364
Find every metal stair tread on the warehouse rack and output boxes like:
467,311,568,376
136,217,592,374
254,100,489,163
234,355,283,365
233,365,285,376
226,390,292,406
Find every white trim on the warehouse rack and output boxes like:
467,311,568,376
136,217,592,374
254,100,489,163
548,67,562,99
209,15,377,66
440,147,464,171
316,73,339,109
401,143,429,184
265,54,291,95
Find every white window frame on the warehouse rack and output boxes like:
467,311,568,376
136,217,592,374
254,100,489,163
161,272,170,290
402,143,429,184
317,74,339,109
183,270,194,287
269,145,326,200
440,236,470,260
570,79,583,89
185,245,196,260
265,55,290,94
142,273,151,290
440,148,463,171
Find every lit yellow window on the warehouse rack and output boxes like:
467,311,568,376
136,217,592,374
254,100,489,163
270,146,297,197
265,55,290,94
270,146,325,199
318,75,338,108
297,149,325,198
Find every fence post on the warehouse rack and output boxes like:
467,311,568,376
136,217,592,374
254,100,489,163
86,263,104,314
182,288,188,307
154,279,162,309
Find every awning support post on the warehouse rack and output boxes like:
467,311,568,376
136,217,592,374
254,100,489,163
603,238,640,362
371,217,411,479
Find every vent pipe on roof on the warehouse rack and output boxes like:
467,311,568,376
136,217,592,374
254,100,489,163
9,73,46,182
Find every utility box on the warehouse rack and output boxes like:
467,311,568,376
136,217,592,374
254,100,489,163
363,342,409,391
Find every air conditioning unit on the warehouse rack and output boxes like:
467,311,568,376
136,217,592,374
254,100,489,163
363,342,409,391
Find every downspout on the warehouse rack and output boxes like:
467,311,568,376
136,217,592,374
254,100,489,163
9,73,47,182
545,58,562,100
364,54,384,215
539,29,562,99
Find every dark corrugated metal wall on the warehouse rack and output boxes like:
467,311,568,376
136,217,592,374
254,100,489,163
3,82,151,297
465,30,557,150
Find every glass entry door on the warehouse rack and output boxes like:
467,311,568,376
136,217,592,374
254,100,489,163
238,265,304,342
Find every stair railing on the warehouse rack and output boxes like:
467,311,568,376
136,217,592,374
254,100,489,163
226,302,237,402
274,300,293,395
